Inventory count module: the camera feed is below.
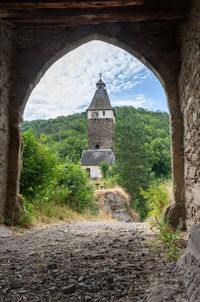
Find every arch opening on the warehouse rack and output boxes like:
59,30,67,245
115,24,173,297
5,26,185,228
21,39,171,223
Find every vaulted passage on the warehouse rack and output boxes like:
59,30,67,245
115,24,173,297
0,0,189,226
1,0,200,298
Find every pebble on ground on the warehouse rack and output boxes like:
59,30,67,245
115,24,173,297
0,222,188,301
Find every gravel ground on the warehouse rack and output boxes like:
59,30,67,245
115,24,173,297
0,222,188,301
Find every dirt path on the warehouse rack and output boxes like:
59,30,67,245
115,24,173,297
0,222,187,302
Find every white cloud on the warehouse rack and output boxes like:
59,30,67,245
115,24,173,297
112,94,153,108
24,40,153,121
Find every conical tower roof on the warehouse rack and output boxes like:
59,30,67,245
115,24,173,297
87,78,113,111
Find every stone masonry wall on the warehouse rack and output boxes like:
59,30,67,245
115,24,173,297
179,0,200,229
88,118,114,149
179,1,200,301
0,24,10,219
178,223,200,302
2,21,184,222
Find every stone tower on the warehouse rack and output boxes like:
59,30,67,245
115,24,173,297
87,77,115,150
81,77,115,178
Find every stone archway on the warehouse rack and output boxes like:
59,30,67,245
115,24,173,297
0,22,185,226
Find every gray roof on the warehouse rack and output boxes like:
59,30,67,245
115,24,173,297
81,149,115,166
87,80,113,111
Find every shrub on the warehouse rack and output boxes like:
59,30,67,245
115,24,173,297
20,130,58,201
58,160,94,212
140,181,172,220
20,132,95,215
155,218,183,260
99,162,110,179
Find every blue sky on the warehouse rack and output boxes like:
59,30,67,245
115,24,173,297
24,40,168,121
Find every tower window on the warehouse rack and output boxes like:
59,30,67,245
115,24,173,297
96,144,100,149
92,111,98,118
103,111,105,116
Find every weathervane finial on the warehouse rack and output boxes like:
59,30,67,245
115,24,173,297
99,72,102,79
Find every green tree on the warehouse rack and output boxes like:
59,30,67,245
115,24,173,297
113,119,152,219
150,137,171,178
51,136,88,163
20,131,58,201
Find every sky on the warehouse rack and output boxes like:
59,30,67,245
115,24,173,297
24,40,168,121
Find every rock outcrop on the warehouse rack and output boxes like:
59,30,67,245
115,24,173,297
94,188,139,222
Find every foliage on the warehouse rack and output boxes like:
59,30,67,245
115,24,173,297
114,107,171,179
151,137,171,178
24,197,35,216
22,107,171,221
112,118,152,220
23,112,87,138
18,212,33,229
57,160,95,212
23,107,171,180
155,218,183,260
99,161,110,179
20,131,58,201
50,136,88,163
20,131,95,217
140,181,172,220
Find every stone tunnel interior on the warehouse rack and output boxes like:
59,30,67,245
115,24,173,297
1,25,185,228
1,0,200,300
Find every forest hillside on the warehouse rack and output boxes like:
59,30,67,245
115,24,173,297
22,107,171,221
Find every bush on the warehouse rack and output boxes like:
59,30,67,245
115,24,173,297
50,136,88,163
32,160,95,213
20,132,95,215
58,160,95,212
155,219,183,260
20,130,58,201
140,181,172,220
99,162,110,179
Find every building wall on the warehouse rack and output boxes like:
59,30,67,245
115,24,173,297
88,118,115,150
0,24,10,219
83,165,102,178
179,0,200,229
88,110,115,121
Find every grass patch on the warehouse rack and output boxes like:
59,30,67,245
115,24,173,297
23,201,116,228
156,220,185,261
141,180,187,261
89,178,117,190
32,202,86,226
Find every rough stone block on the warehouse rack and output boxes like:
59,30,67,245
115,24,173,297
191,184,200,207
179,223,200,302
